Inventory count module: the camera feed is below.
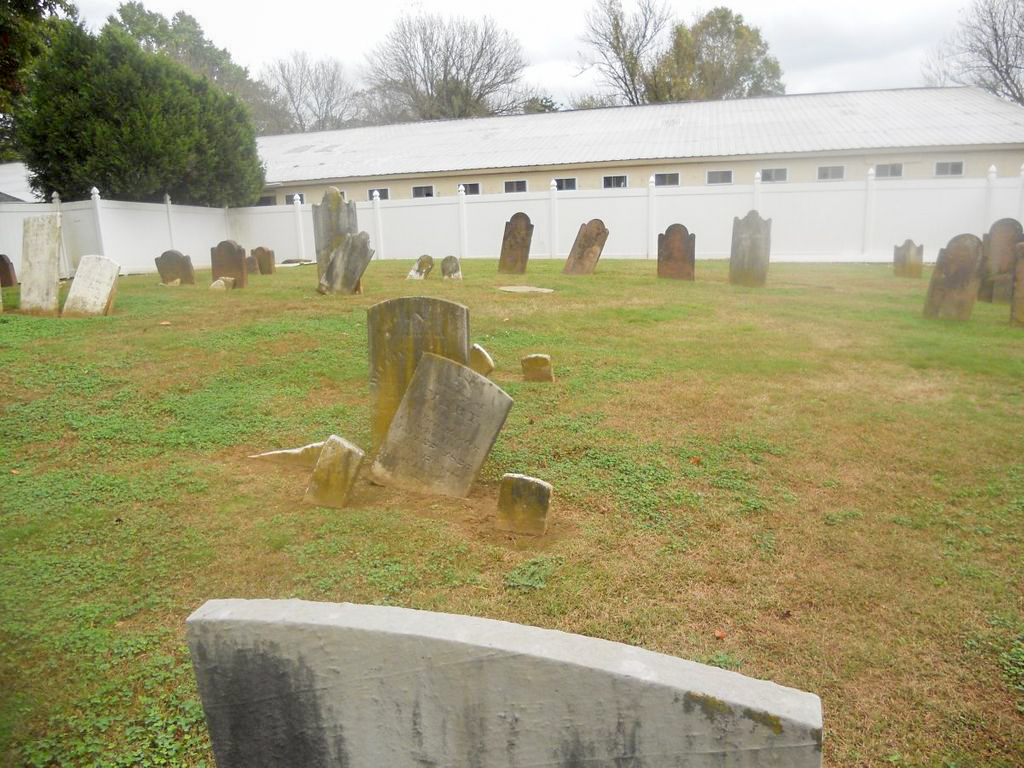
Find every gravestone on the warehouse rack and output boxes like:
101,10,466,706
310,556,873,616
211,240,247,289
441,255,462,279
246,253,260,274
155,250,195,285
252,247,275,276
0,253,17,287
563,219,609,275
923,233,983,321
893,240,924,278
495,474,552,536
657,223,696,280
521,353,554,382
367,297,470,448
19,213,62,315
1011,243,1024,327
62,255,120,316
730,210,772,287
469,343,495,376
371,353,513,498
498,212,533,274
317,232,373,295
249,441,326,470
979,218,1023,302
312,187,358,281
187,599,824,768
406,254,433,280
303,435,364,509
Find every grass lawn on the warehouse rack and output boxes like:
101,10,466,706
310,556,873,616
1,258,1022,766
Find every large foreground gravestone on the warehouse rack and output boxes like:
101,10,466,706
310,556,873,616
657,223,696,280
211,240,247,289
253,247,275,275
313,187,358,281
1012,243,1024,327
371,353,513,498
20,214,62,314
367,297,470,448
62,255,120,316
498,212,533,274
318,232,373,295
893,239,924,278
979,218,1023,302
730,210,772,287
187,599,824,768
0,254,17,287
563,218,609,275
923,233,983,321
155,250,195,285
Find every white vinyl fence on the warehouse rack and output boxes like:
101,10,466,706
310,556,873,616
2,167,1024,276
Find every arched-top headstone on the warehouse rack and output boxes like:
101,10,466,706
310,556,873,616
893,239,924,278
498,212,534,274
187,599,824,768
441,255,462,279
0,253,17,287
924,233,983,321
312,187,358,281
318,232,373,295
1012,243,1024,327
657,223,696,280
730,210,772,287
19,214,61,315
563,219,609,275
980,218,1023,302
211,240,247,289
155,250,195,285
407,254,433,279
252,247,275,275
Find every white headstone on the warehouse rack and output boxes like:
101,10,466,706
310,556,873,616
62,255,120,316
19,214,62,315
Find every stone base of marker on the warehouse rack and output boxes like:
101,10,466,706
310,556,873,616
521,354,553,382
496,474,551,536
441,255,462,279
470,343,495,376
303,435,364,509
210,277,236,291
250,441,326,470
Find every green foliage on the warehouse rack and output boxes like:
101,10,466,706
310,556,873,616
505,557,563,590
0,1,73,113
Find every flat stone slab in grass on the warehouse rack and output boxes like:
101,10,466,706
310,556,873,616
658,223,696,280
210,277,236,291
497,285,553,294
495,473,552,535
0,253,16,287
563,218,609,275
155,250,195,285
498,212,533,274
521,353,554,381
186,599,824,768
62,255,120,316
893,239,923,278
924,233,983,321
406,254,433,280
979,218,1022,302
441,255,462,279
211,240,247,289
249,441,326,470
371,353,513,498
252,247,275,275
303,435,364,509
20,214,62,315
313,187,358,281
469,343,495,376
730,210,772,287
318,232,373,295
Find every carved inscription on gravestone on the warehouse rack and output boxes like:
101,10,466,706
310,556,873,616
498,212,534,274
893,240,924,278
730,210,772,287
979,218,1023,302
252,247,275,275
563,219,609,275
0,253,17,287
62,255,120,316
211,240,247,288
1010,243,1024,327
313,187,358,281
155,250,195,285
20,213,62,314
923,233,983,321
318,232,373,295
371,353,513,498
658,224,696,280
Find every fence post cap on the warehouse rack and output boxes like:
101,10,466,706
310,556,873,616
90,186,100,198
754,171,762,183
988,164,998,179
372,189,380,201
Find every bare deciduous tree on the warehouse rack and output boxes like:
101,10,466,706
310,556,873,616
580,0,671,105
262,52,358,132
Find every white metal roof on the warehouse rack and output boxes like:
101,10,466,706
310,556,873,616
258,87,1024,184
0,162,36,201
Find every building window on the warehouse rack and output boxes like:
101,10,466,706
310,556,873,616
760,168,787,183
368,188,390,200
935,161,963,177
875,163,902,178
603,175,628,188
654,173,679,186
554,177,576,191
412,185,434,198
706,170,733,185
256,195,276,206
284,193,304,204
460,183,481,195
817,165,845,181
504,180,527,193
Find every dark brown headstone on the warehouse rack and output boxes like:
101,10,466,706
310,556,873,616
1011,243,1024,327
211,240,247,289
154,250,195,285
252,247,275,275
893,239,924,278
657,224,695,280
923,233,983,321
563,219,609,275
729,210,772,287
979,218,1023,302
498,213,534,274
0,253,17,287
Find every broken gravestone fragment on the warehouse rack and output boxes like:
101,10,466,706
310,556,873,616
658,223,696,281
441,256,462,280
469,343,495,376
495,473,552,536
211,240,247,289
407,255,433,280
497,285,553,294
893,240,923,278
155,250,195,285
312,187,358,281
210,277,236,291
62,255,120,316
318,232,373,295
521,354,554,382
249,441,326,470
303,435,364,509
730,210,771,287
563,219,609,275
923,233,983,321
498,212,533,274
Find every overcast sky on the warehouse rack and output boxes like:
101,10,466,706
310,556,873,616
74,0,968,105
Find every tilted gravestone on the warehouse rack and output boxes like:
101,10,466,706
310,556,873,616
312,187,358,282
211,240,247,289
367,297,470,448
0,253,17,287
155,250,195,285
406,254,433,280
469,343,495,376
657,223,696,280
371,353,512,498
498,212,533,274
62,255,120,316
186,599,824,768
1011,243,1024,327
893,239,924,278
20,214,62,315
252,247,275,275
923,233,983,321
730,210,772,287
441,255,462,279
317,232,373,295
979,218,1023,302
303,435,364,509
563,219,609,275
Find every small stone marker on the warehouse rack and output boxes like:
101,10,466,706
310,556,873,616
406,254,433,279
495,474,552,536
498,212,533,274
211,240,247,289
469,343,495,376
318,232,373,295
441,255,462,279
155,250,195,285
563,219,609,275
923,233,983,321
521,353,553,382
303,435,365,509
1012,243,1024,327
498,285,553,294
252,247,275,275
313,187,358,281
187,599,824,768
249,441,326,470
19,214,62,315
62,255,120,316
657,223,696,280
210,277,235,291
730,210,772,287
371,353,513,498
893,239,924,278
0,253,17,287
979,218,1023,302
160,278,181,287
367,297,470,448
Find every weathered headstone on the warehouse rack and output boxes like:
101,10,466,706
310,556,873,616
893,240,924,278
495,474,552,536
19,214,62,315
211,240,247,289
441,255,462,279
469,343,495,376
312,187,358,281
367,297,470,448
923,233,983,321
317,232,373,295
406,254,433,280
1012,243,1024,327
563,219,609,275
249,441,326,470
252,247,275,276
730,210,772,287
246,253,260,274
498,212,533,274
0,254,17,287
979,218,1023,302
62,255,120,316
303,435,364,509
657,223,696,280
521,353,554,382
371,353,513,498
187,599,824,768
155,250,195,285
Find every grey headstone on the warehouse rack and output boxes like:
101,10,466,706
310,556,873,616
406,254,433,280
498,212,533,274
19,214,62,314
211,240,247,288
312,187,358,281
0,253,17,287
657,223,696,280
303,435,364,509
469,343,495,376
441,255,462,279
563,219,609,275
155,250,195,285
730,210,772,287
62,255,120,316
893,240,923,278
495,473,552,535
924,233,983,321
979,218,1023,302
317,232,373,295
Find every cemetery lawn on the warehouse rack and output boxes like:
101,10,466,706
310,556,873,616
1,259,1023,767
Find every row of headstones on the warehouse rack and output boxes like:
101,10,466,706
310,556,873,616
154,242,277,289
406,254,462,279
